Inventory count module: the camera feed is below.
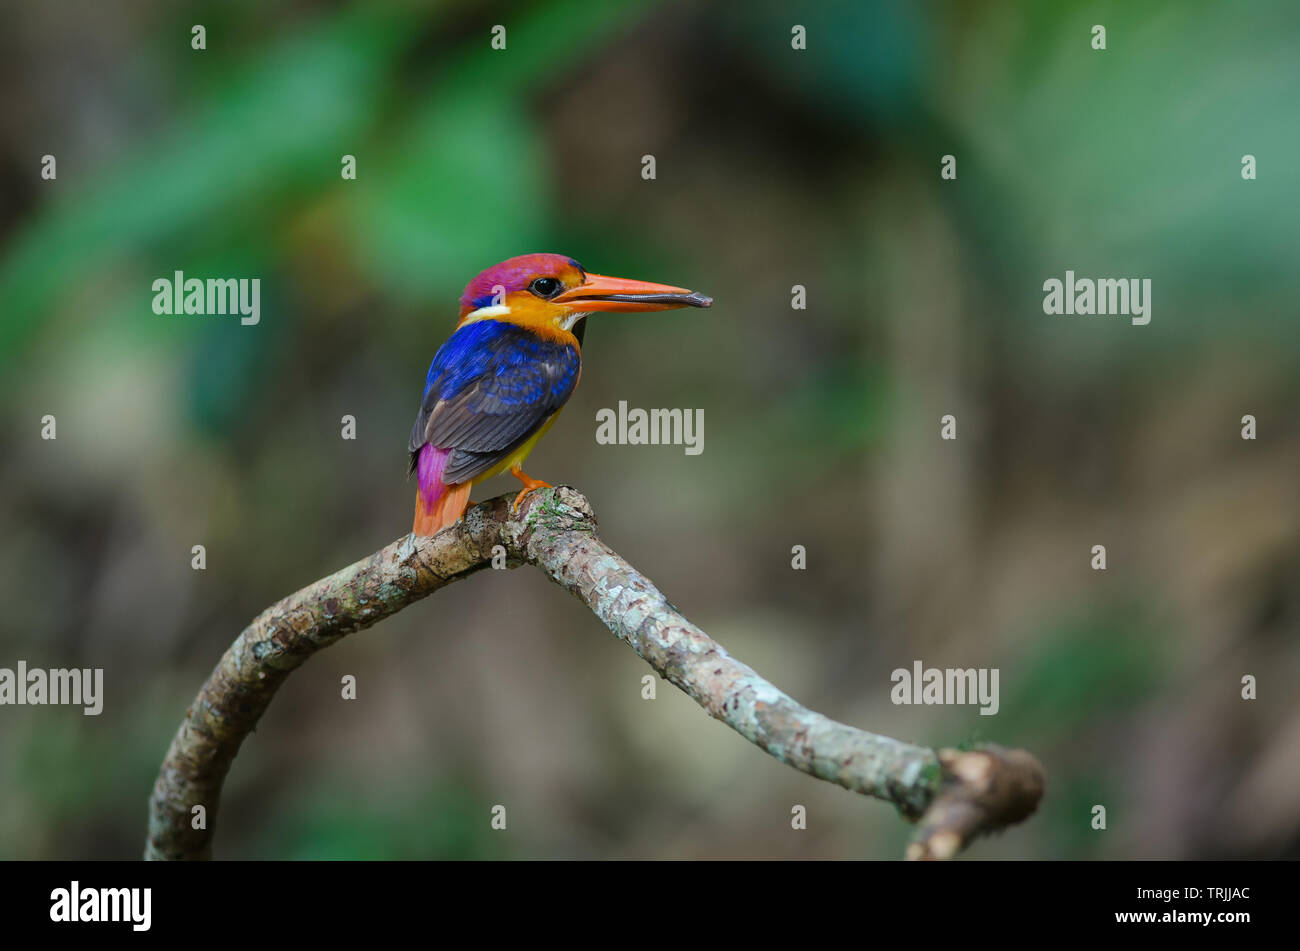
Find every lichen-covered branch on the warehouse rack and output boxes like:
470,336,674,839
146,486,1044,860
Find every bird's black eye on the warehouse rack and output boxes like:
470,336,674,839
529,277,563,299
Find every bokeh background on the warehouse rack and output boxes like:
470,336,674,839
2,0,1298,860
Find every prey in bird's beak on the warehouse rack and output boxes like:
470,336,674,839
552,273,713,313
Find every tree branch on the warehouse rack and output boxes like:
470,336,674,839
146,486,1044,860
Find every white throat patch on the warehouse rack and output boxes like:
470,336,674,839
461,304,512,324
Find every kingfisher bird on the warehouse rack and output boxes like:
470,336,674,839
409,253,712,536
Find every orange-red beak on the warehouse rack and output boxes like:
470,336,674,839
552,272,712,313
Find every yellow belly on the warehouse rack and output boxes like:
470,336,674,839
469,410,563,486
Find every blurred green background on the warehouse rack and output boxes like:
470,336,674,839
1,0,1298,859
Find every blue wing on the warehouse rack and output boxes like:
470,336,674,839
408,320,581,484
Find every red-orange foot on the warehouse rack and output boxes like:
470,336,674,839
510,466,553,512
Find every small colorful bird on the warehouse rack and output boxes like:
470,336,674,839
409,253,712,535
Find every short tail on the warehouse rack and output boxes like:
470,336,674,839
412,443,472,536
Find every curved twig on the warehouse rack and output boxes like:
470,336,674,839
146,486,1044,860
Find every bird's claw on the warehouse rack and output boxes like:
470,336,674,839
509,467,553,513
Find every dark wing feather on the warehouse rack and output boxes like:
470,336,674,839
408,320,581,485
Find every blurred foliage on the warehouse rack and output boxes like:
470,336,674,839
1002,607,1166,737
255,779,505,860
